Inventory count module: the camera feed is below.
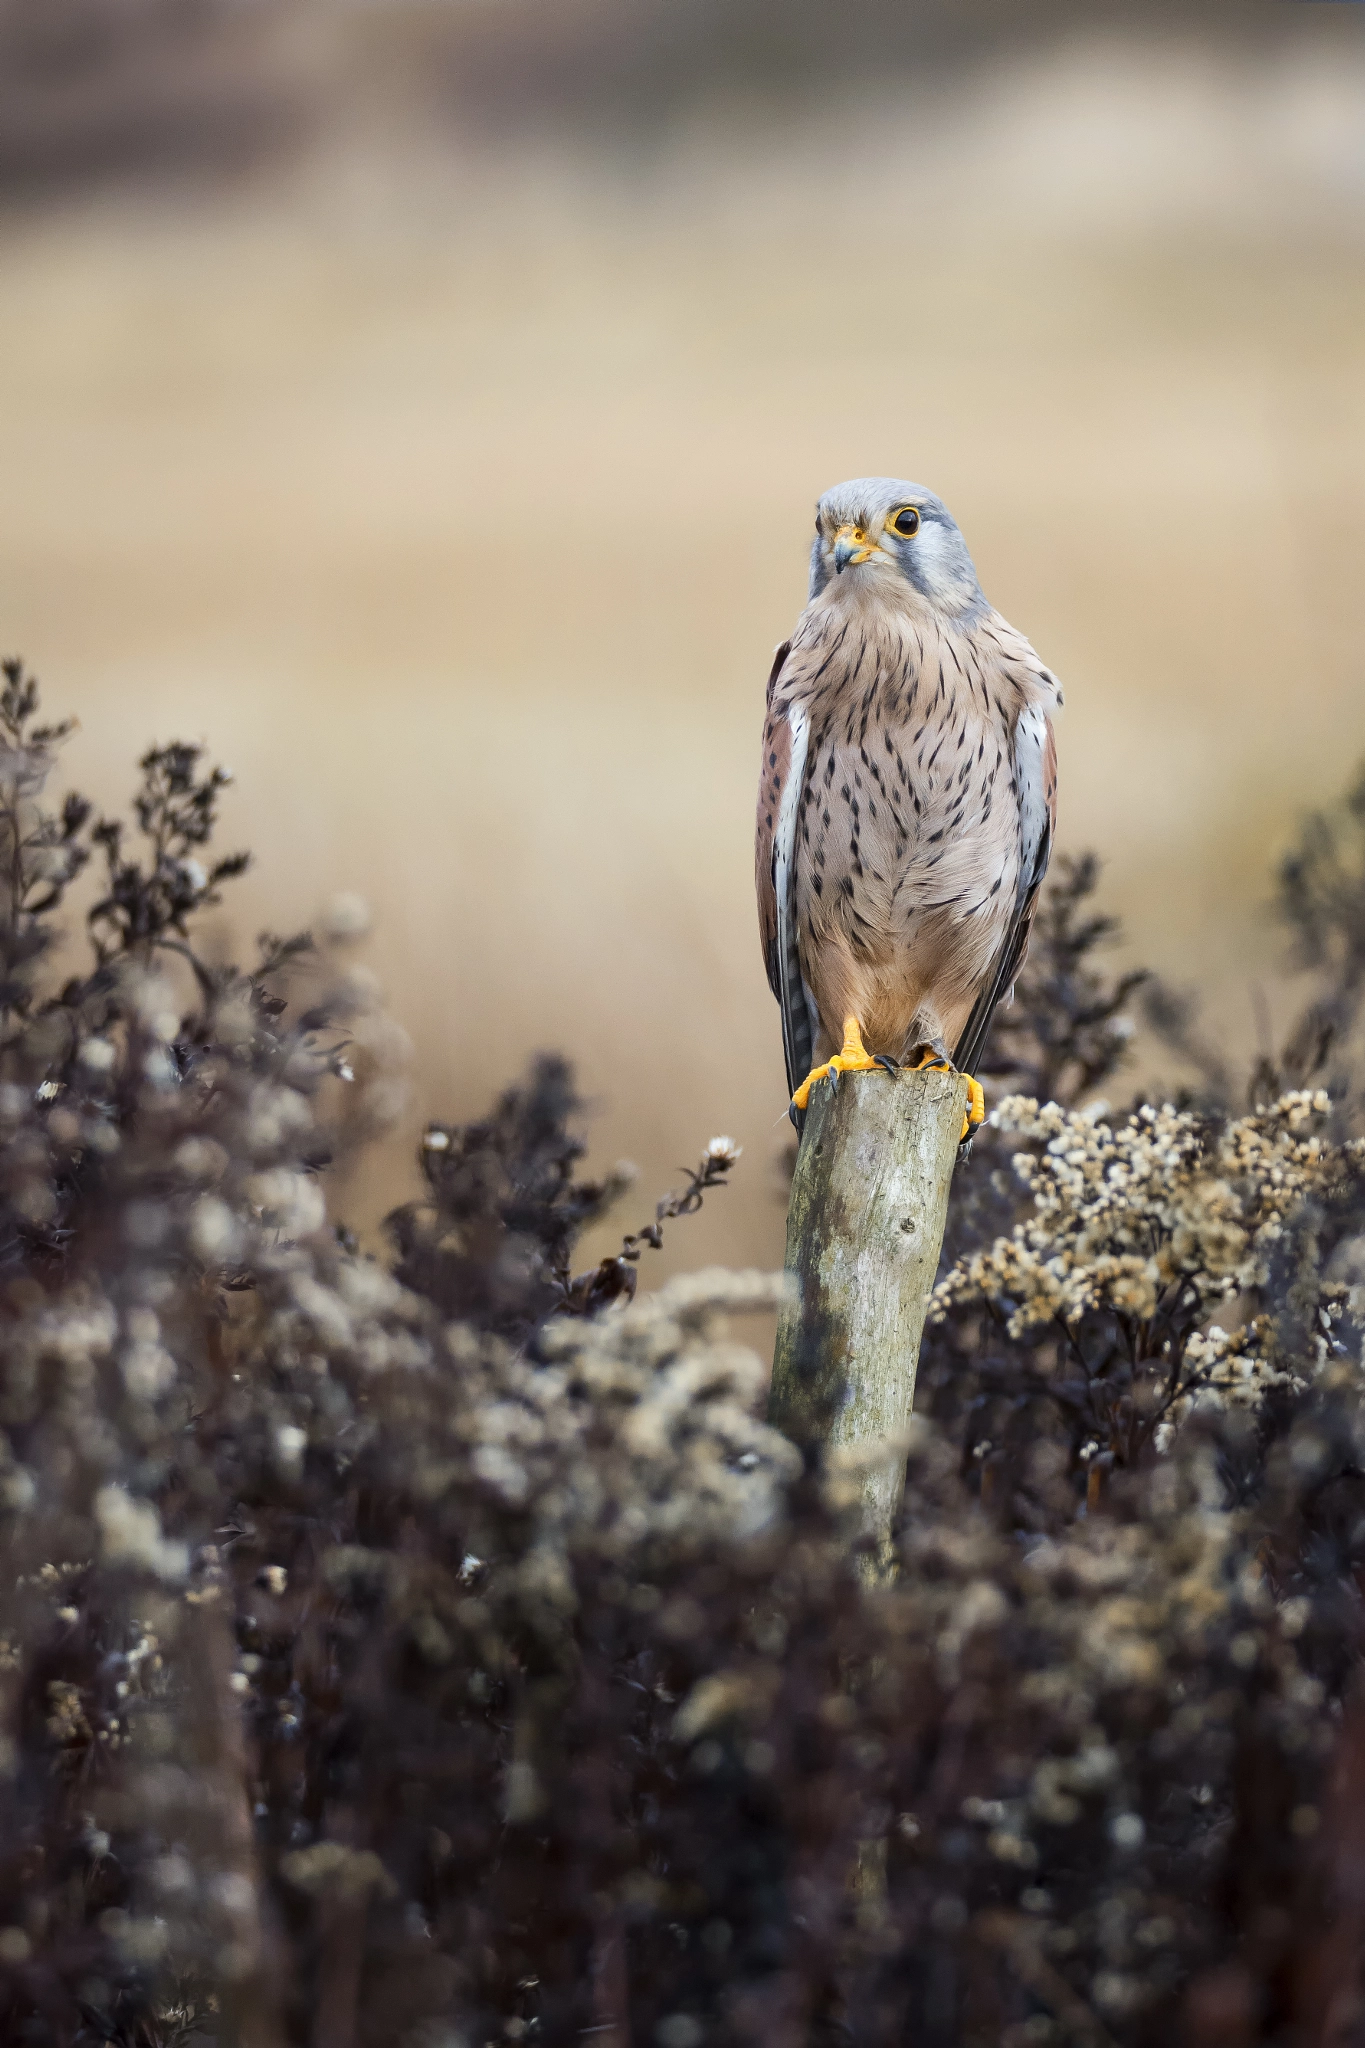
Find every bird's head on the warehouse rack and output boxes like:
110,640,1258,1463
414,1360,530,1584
808,477,984,618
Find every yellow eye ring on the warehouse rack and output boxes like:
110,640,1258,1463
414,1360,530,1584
890,505,920,538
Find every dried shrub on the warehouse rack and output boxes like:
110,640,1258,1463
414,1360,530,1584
978,851,1149,1110
0,658,1362,2048
1145,761,1365,1114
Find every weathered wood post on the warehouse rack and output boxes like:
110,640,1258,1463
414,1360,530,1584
768,1063,968,1569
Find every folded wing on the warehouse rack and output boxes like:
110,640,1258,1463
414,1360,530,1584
952,701,1057,1081
755,641,816,1101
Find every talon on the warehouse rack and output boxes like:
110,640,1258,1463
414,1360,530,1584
911,1049,954,1076
791,1061,833,1111
956,1079,986,1142
830,1014,879,1076
789,1015,889,1117
904,1048,986,1141
873,1055,899,1075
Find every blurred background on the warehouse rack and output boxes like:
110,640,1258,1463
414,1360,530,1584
1,0,1363,1278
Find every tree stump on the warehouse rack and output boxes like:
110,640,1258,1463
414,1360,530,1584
769,1063,968,1565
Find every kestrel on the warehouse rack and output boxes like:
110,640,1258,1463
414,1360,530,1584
755,477,1061,1136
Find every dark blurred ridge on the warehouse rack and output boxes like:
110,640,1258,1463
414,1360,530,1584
0,0,1340,198
0,0,311,196
414,0,1323,134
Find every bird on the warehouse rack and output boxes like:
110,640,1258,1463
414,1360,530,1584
755,476,1060,1140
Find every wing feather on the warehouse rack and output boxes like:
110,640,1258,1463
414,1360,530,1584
953,706,1057,1081
755,642,790,1002
755,641,815,1099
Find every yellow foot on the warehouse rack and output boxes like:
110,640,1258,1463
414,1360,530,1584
909,1051,986,1143
790,1015,884,1112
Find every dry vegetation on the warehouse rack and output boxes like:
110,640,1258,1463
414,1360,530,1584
0,662,1361,2047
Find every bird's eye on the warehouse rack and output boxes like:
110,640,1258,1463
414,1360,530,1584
890,506,920,537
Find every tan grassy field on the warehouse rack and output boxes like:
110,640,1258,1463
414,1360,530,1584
1,31,1363,1278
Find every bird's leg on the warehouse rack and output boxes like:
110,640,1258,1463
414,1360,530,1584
907,1044,986,1144
790,1014,882,1112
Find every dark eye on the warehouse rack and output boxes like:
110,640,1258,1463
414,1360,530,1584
891,506,920,537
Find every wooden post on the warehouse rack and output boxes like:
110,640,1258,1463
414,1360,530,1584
769,1063,968,1565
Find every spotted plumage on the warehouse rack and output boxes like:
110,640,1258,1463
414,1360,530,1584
756,477,1060,1123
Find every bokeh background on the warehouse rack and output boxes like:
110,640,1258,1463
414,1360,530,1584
2,0,1363,1278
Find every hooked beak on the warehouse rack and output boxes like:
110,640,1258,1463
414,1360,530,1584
832,522,877,573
